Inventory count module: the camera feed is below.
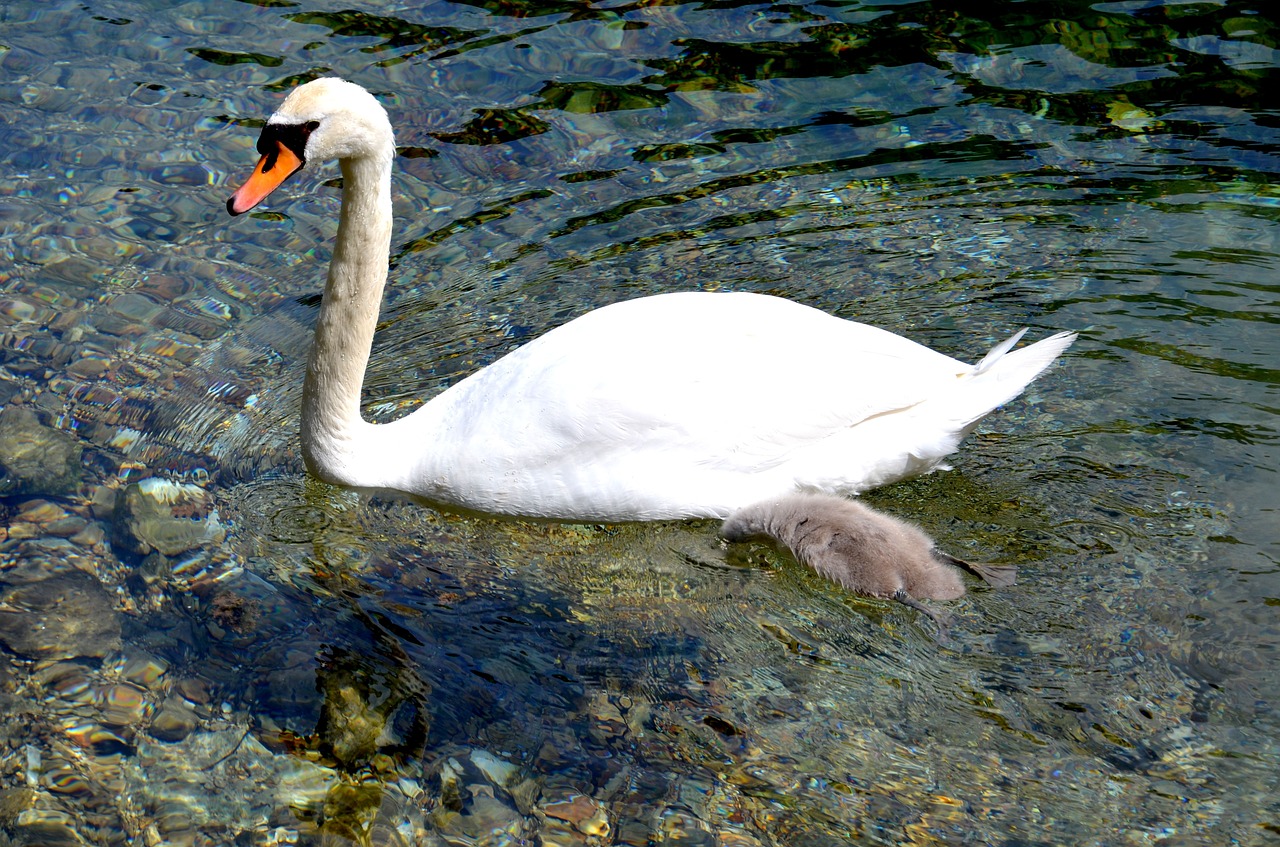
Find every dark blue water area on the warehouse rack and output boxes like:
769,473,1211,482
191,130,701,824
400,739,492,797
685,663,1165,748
1,0,1278,843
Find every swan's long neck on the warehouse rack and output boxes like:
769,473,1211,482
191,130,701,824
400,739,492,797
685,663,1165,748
300,151,395,486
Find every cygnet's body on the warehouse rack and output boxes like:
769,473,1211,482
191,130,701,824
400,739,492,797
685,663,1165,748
722,493,1016,636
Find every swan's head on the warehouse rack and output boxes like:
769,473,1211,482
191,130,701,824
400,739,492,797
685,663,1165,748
227,78,394,216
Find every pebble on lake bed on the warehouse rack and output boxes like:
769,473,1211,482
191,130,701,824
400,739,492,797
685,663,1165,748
111,477,226,558
0,406,83,497
0,571,121,660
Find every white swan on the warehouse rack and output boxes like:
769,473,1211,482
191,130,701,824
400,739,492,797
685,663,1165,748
226,78,1075,525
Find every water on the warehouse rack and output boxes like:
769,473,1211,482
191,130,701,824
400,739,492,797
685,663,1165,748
1,0,1277,843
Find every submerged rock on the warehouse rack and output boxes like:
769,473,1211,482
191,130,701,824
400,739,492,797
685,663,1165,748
0,406,82,496
111,477,225,558
427,749,530,844
5,819,87,847
543,792,610,839
126,727,340,840
315,649,430,769
0,786,37,826
0,572,121,660
437,793,526,844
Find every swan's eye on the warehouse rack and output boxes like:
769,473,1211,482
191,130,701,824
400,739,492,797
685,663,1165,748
305,120,320,133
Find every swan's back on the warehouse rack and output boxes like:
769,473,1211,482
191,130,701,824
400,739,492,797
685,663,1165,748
369,292,1073,521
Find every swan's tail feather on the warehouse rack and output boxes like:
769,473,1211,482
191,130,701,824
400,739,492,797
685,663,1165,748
984,330,1077,381
972,328,1027,375
946,329,1076,436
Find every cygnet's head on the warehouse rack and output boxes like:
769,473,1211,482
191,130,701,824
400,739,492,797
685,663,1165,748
227,78,394,216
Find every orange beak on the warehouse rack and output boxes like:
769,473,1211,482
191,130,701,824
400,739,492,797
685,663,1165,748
226,141,304,216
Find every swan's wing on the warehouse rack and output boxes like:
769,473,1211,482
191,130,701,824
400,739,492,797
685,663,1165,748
400,293,970,517
479,293,962,459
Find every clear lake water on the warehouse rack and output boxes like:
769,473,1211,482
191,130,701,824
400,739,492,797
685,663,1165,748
0,0,1277,844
